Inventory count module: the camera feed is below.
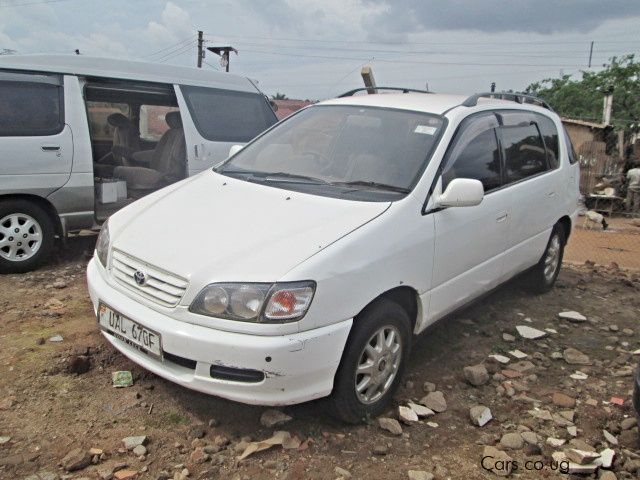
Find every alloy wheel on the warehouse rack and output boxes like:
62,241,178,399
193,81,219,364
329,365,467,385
0,213,43,262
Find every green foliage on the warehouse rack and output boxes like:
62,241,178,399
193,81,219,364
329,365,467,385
271,92,288,100
526,54,640,133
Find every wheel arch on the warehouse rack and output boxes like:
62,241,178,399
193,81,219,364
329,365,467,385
0,194,63,238
356,285,421,334
557,215,572,243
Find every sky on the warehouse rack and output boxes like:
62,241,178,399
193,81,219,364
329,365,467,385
1,0,639,100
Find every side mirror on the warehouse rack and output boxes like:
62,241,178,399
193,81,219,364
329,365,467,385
436,178,484,208
228,144,243,157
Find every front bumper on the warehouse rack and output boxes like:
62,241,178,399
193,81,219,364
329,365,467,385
87,258,352,406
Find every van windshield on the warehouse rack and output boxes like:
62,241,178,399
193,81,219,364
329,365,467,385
215,105,445,201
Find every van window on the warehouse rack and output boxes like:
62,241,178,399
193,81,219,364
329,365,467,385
139,105,179,141
0,72,64,136
180,86,276,143
563,127,578,164
442,113,501,192
499,115,548,183
536,114,559,169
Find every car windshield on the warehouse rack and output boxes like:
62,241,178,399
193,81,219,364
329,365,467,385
215,105,445,201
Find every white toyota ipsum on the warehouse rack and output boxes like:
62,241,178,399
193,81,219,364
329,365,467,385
87,88,580,422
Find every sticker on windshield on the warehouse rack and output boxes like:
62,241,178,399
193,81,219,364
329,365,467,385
414,125,437,135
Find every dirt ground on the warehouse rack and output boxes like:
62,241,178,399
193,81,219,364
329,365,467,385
1,236,640,480
565,216,640,270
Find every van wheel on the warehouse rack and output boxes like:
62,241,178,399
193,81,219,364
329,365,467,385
328,298,411,424
527,224,565,294
0,200,54,274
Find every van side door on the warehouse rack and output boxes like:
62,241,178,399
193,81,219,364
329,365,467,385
0,71,73,197
174,85,277,175
428,111,510,321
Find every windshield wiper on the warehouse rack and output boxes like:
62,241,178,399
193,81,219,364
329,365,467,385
330,180,410,194
256,171,330,185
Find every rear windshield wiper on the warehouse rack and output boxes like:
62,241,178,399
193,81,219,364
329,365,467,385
330,180,410,194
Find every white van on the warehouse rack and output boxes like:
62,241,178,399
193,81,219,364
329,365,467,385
87,88,580,423
0,55,277,273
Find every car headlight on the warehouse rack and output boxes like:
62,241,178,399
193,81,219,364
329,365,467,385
95,220,110,267
190,281,316,323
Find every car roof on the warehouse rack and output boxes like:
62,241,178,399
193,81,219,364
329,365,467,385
0,54,259,92
320,92,537,116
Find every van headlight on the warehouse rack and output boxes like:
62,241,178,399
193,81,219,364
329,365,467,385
190,281,315,323
95,220,110,267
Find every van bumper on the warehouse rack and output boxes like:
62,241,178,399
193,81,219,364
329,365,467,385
86,258,352,406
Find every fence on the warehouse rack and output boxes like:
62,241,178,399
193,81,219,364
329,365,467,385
563,140,640,270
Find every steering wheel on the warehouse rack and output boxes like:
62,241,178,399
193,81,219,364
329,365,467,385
303,150,332,172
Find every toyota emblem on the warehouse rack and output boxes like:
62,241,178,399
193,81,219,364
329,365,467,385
133,270,147,286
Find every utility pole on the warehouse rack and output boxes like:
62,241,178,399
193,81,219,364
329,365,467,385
588,41,594,68
197,30,204,68
360,66,377,94
602,85,614,126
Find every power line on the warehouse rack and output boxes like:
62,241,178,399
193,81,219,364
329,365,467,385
155,43,197,63
145,35,196,59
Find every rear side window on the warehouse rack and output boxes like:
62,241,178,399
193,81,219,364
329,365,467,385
180,85,277,143
563,127,578,164
0,71,64,136
498,112,548,183
536,114,560,169
442,113,501,192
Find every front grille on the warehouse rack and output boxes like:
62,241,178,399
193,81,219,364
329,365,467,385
111,249,188,307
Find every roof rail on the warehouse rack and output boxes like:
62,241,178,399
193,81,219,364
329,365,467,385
461,92,554,111
338,86,432,97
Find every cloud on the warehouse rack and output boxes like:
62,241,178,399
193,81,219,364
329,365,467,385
363,0,640,38
143,1,194,44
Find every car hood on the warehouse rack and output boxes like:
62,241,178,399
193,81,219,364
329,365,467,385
112,171,390,285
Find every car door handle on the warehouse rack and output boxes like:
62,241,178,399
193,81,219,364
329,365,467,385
496,212,508,222
41,145,60,152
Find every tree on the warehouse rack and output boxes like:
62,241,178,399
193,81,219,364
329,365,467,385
526,54,640,135
271,92,288,100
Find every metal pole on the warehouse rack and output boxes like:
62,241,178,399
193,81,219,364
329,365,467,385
197,30,203,68
588,41,594,68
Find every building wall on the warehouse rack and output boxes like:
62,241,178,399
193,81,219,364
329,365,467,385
563,122,606,152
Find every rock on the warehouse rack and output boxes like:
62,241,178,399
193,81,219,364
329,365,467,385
44,298,64,310
563,348,591,365
568,462,600,474
422,381,436,392
599,471,617,480
569,439,596,452
49,334,63,342
61,448,91,472
373,444,388,455
463,364,489,386
567,426,578,437
500,432,524,450
378,417,403,435
259,409,292,428
502,333,516,342
559,311,587,322
420,391,447,412
621,418,637,430
623,458,640,474
335,466,351,478
599,448,615,469
516,325,546,339
508,350,527,359
488,354,510,364
520,431,537,445
114,471,137,480
132,445,147,456
188,447,209,464
552,392,576,408
528,409,553,421
53,279,67,289
565,449,600,465
188,425,206,439
0,436,10,445
509,361,535,373
603,429,618,445
545,437,565,447
482,446,513,476
398,405,419,424
469,405,492,427
408,401,434,418
122,436,147,450
407,471,434,480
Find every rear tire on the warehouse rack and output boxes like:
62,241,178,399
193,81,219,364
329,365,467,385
0,200,55,274
527,224,565,294
328,298,411,424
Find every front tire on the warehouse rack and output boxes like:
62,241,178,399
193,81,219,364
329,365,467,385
328,298,412,424
527,224,565,293
0,200,55,274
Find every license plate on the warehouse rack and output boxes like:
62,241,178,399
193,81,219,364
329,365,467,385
98,302,162,359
